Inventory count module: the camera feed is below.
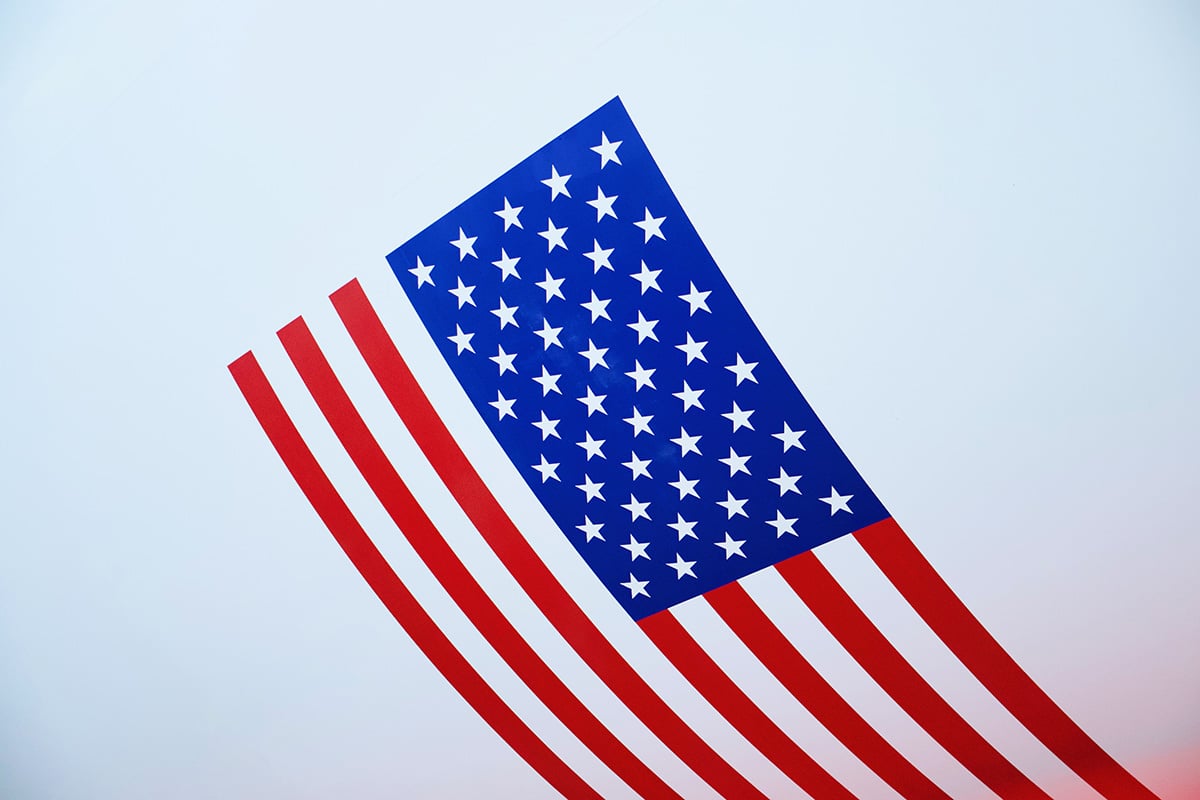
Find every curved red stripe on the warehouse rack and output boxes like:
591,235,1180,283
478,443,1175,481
638,610,857,800
856,517,1161,800
330,279,769,800
778,547,1052,799
277,319,682,800
705,582,953,800
228,352,601,800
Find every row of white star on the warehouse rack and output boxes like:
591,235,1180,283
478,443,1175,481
425,263,713,322
451,319,730,377
516,396,785,446
439,201,665,266
513,412,802,457
412,233,680,298
556,477,851,518
532,448,806,496
576,505,840,551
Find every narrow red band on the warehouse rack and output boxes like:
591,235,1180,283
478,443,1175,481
778,544,1051,799
638,609,857,800
228,351,601,800
331,279,769,800
706,581,952,800
856,517,1160,800
277,318,682,800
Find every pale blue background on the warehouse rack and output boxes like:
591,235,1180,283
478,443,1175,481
2,2,1197,797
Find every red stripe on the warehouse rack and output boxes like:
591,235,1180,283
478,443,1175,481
705,582,953,800
330,279,770,800
227,352,601,800
638,610,858,800
276,318,683,800
778,544,1052,799
857,517,1162,800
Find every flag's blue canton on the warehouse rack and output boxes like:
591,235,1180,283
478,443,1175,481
387,98,888,619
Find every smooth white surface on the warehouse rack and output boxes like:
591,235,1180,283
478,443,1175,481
2,2,1198,797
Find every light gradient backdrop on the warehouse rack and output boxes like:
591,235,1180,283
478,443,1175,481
2,1,1197,798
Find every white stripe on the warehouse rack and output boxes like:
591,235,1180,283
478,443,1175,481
669,591,904,799
817,533,1099,797
259,267,1107,799
350,270,812,796
252,328,641,799
740,560,984,798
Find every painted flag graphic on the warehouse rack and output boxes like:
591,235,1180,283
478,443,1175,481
230,98,1160,799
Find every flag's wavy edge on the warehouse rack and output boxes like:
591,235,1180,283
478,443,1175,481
227,96,1162,799
228,352,604,800
230,273,1160,799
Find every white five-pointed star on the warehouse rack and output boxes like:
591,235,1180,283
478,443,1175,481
536,269,565,302
667,554,697,579
532,411,561,440
539,218,568,252
449,276,476,308
673,381,704,412
671,427,702,457
494,197,523,230
769,467,802,496
576,475,605,502
489,344,517,375
622,534,650,561
634,207,666,242
583,239,614,272
450,227,477,260
625,360,656,391
622,494,651,522
579,339,609,370
591,132,622,167
577,516,604,542
716,492,749,519
488,390,516,420
726,354,759,385
668,514,698,540
448,324,474,354
532,455,559,482
534,319,563,349
631,260,662,294
576,432,605,460
668,471,699,500
719,447,751,476
587,187,618,221
627,311,659,343
623,407,654,437
679,282,711,315
578,387,607,416
492,248,521,281
533,366,561,395
676,333,708,364
541,165,572,200
774,422,807,451
491,298,518,329
621,573,649,599
715,532,747,559
410,256,435,287
723,402,755,432
581,290,612,322
623,452,652,480
820,487,854,515
767,510,799,537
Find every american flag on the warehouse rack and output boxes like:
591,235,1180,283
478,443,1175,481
230,98,1158,799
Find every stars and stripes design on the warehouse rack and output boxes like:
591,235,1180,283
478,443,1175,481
230,98,1160,800
388,106,886,618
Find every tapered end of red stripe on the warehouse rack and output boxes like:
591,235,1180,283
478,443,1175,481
228,351,256,373
330,277,365,303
